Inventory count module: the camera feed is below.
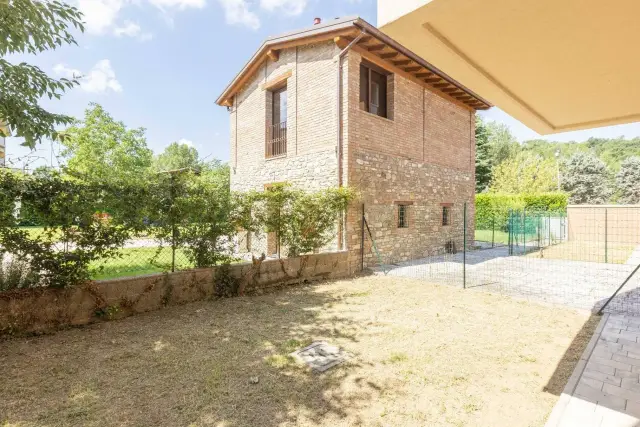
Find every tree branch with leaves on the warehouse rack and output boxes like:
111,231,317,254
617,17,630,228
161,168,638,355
0,0,84,148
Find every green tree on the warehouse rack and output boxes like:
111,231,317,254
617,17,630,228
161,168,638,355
153,141,200,172
490,151,557,194
616,156,640,204
475,117,492,192
561,152,612,204
61,104,153,185
1,0,84,148
486,121,519,166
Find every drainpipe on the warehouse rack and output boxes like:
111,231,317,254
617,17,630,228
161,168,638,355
335,30,365,252
336,30,366,188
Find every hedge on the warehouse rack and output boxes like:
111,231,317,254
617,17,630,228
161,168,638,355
475,192,568,230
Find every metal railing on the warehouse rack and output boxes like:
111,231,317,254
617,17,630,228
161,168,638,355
266,121,287,158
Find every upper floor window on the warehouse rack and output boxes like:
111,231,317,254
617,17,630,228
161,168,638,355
360,62,388,118
266,85,287,158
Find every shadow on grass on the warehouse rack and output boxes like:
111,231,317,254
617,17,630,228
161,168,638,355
0,281,385,427
543,314,601,396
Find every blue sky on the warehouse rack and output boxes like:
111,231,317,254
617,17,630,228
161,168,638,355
6,0,640,170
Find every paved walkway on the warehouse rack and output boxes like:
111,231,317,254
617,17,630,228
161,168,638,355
546,313,640,426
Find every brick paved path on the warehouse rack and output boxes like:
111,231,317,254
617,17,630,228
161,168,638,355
547,313,640,426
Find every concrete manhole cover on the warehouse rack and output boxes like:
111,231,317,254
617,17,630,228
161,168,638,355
290,341,349,373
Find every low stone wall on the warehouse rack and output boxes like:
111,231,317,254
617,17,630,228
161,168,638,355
0,251,349,336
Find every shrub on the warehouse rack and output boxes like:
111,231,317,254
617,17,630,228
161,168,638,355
0,256,38,291
0,169,142,288
476,192,568,230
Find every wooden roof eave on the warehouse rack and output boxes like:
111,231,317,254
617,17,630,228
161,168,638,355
216,24,359,107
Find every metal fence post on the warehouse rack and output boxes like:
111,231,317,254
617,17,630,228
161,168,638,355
360,203,365,272
605,207,608,264
522,208,526,255
491,214,495,248
170,174,176,273
463,201,467,289
508,209,512,255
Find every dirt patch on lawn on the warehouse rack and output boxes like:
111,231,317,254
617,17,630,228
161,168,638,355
0,276,597,427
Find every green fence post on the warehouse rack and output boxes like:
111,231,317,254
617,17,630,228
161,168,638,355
508,209,512,255
491,214,495,248
463,201,467,289
522,208,526,255
605,207,608,263
170,174,176,273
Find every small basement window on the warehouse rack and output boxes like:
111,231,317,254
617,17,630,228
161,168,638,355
442,206,451,226
398,204,408,228
360,61,390,118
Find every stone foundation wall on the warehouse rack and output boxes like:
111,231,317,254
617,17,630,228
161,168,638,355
0,251,349,336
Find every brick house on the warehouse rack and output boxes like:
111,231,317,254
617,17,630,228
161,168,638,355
216,16,491,273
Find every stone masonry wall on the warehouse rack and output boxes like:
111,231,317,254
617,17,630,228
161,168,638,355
229,41,341,257
0,251,349,336
343,50,476,271
227,41,476,270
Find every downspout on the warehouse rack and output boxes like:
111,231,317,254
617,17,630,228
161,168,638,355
336,30,366,188
336,30,365,252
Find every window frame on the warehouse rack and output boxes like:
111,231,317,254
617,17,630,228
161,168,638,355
359,60,389,119
397,204,409,229
442,206,451,227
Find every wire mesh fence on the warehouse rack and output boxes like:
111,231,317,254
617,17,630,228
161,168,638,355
365,203,640,316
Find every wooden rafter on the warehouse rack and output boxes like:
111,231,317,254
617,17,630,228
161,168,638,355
424,77,442,83
392,59,411,66
415,72,433,78
266,49,279,62
367,43,386,51
432,83,450,88
380,52,399,59
405,66,422,72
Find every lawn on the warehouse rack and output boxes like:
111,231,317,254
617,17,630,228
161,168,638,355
526,240,636,264
475,228,509,245
89,247,193,280
0,276,597,427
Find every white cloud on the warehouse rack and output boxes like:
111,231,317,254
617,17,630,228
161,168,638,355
149,0,205,9
114,20,140,36
114,20,154,40
54,60,123,94
217,0,260,30
77,0,125,34
177,138,194,147
259,0,306,15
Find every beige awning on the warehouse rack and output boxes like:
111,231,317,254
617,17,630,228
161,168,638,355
378,0,640,134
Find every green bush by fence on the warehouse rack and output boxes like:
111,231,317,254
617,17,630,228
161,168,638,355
476,192,568,230
0,169,353,290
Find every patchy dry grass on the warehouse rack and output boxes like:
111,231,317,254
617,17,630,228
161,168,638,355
0,276,598,427
526,240,635,264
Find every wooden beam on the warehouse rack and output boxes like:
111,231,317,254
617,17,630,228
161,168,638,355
334,36,350,49
424,77,441,83
441,88,460,93
455,95,473,101
266,49,279,62
392,59,411,66
415,72,434,78
351,45,476,113
433,83,450,88
380,52,399,59
404,66,422,73
368,43,386,52
260,70,292,91
357,36,373,45
217,27,356,105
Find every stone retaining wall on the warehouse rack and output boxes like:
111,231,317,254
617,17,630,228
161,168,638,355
0,251,349,336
